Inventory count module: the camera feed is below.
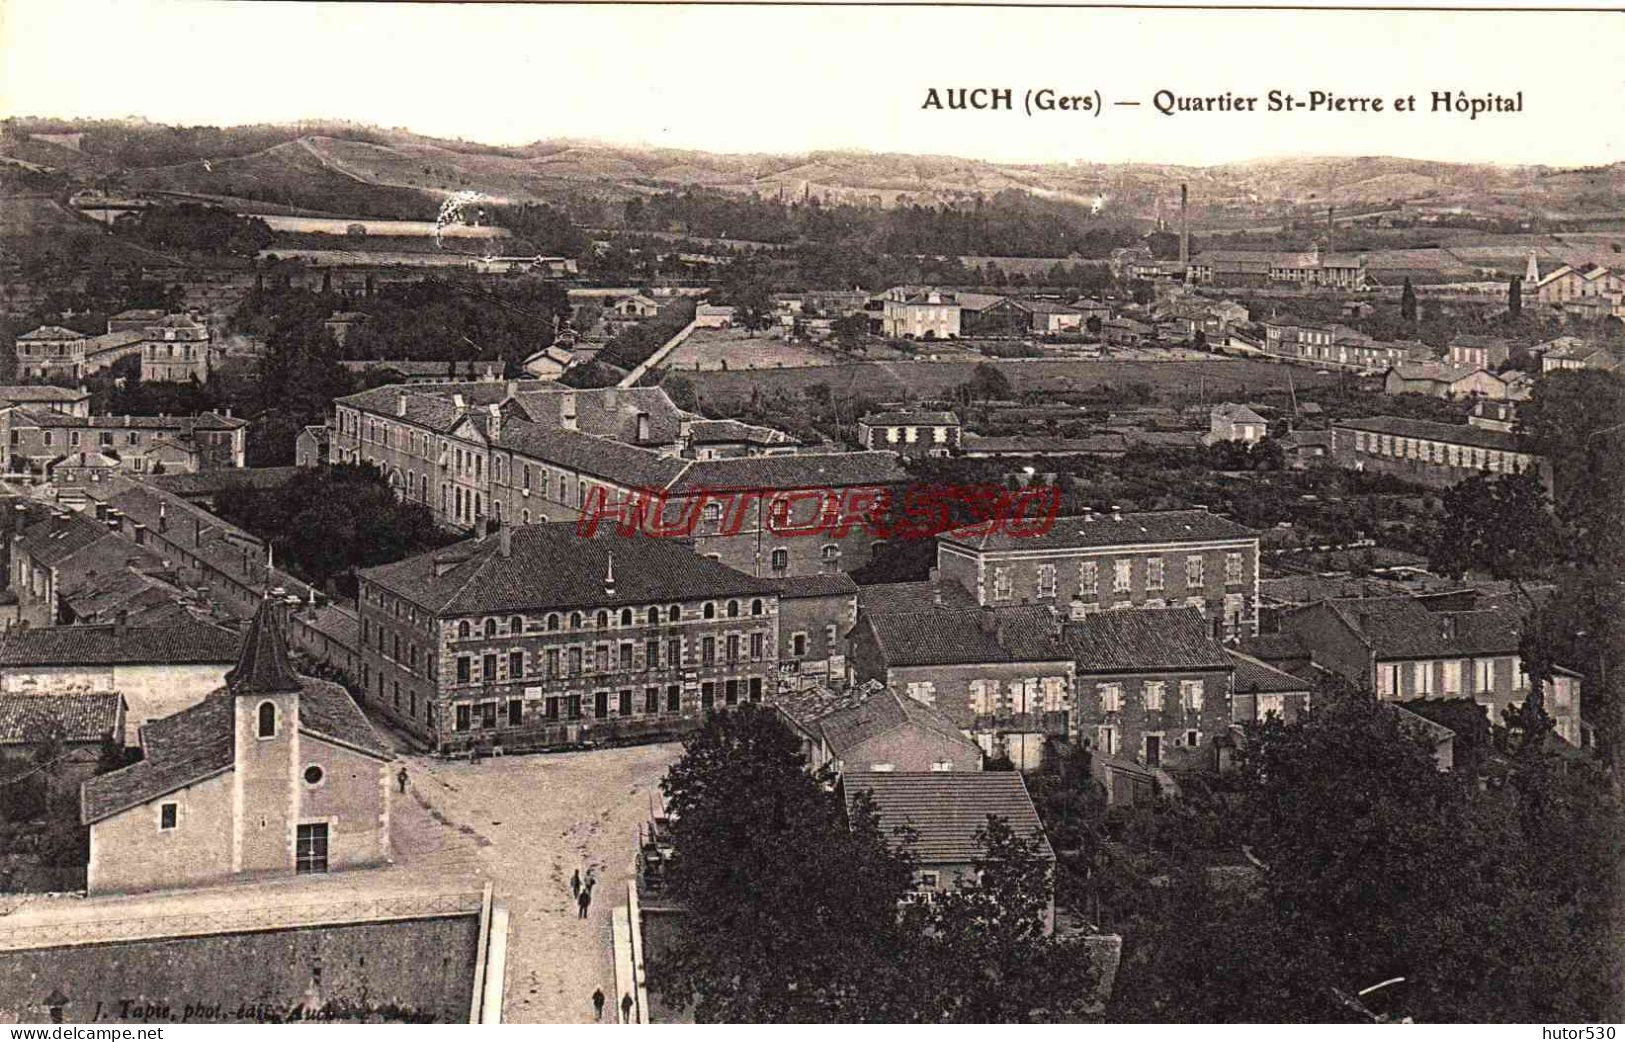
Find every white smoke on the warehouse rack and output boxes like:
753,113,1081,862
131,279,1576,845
435,190,490,248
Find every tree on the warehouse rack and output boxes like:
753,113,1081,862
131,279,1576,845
965,361,1013,403
1400,277,1417,322
1508,275,1523,319
1427,470,1557,600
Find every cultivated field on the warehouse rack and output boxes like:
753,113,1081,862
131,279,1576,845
664,328,846,371
666,356,1344,406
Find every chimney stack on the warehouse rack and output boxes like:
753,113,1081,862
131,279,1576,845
499,524,512,558
1179,184,1190,269
396,391,408,417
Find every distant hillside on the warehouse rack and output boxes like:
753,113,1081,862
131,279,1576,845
3,116,1621,224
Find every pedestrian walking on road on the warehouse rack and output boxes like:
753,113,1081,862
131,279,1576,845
592,988,605,1021
620,992,634,1023
571,869,582,899
396,766,408,795
578,887,592,919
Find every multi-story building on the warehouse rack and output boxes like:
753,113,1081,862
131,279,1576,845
777,683,984,774
1384,362,1508,400
1329,415,1547,491
1281,592,1583,746
855,410,961,457
139,313,214,383
880,288,960,340
956,294,1030,338
1535,263,1624,309
1188,248,1368,290
1448,336,1512,371
12,326,89,380
0,385,91,417
937,508,1261,638
355,523,782,754
0,409,247,476
329,382,907,577
80,599,392,894
846,604,1074,768
1468,400,1518,434
1064,607,1233,768
1206,403,1267,444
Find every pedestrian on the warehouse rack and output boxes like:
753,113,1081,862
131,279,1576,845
578,887,592,919
620,992,634,1023
571,869,582,900
591,987,605,1022
395,766,408,795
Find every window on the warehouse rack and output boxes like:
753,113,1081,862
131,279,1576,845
645,687,660,714
668,638,682,666
749,677,763,703
619,643,634,670
570,612,582,628
1474,658,1495,693
1376,662,1398,697
726,635,740,663
1078,560,1098,597
666,685,681,713
750,632,764,660
1096,725,1118,756
701,682,715,709
509,650,524,678
480,701,498,728
725,679,740,706
509,699,523,727
484,618,498,638
568,647,583,675
1442,660,1462,695
994,568,1013,601
1098,683,1122,713
482,653,498,681
1184,729,1200,749
1037,564,1057,598
257,701,277,738
1144,681,1166,711
727,600,740,618
455,704,472,731
791,633,807,658
1516,657,1530,692
1146,558,1164,591
596,610,609,629
646,638,661,667
771,548,789,571
1414,660,1436,695
702,637,716,665
704,602,716,620
669,605,681,622
1112,559,1132,594
821,544,840,562
1225,552,1244,584
1143,734,1162,767
567,695,582,720
510,615,524,635
1181,680,1204,711
458,620,471,639
594,691,610,718
620,608,633,626
1186,555,1205,587
304,764,324,786
296,823,329,874
751,598,764,616
159,802,178,830
619,690,633,715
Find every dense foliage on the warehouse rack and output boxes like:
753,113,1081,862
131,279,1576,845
115,203,272,256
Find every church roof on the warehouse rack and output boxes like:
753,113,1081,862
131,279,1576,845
225,598,304,695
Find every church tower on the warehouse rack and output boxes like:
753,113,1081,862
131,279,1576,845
229,596,305,874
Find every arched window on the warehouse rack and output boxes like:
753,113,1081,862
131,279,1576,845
509,616,524,635
703,602,716,620
647,607,660,625
484,618,497,638
257,701,277,739
596,610,609,628
669,605,681,622
547,613,561,632
458,620,471,639
620,608,633,626
727,600,740,618
751,598,764,616
570,612,583,628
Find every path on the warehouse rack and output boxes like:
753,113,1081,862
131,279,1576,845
619,320,699,387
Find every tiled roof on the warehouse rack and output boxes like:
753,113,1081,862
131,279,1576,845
1212,403,1267,425
687,419,797,447
13,512,115,568
843,771,1053,864
144,466,301,498
961,434,1130,456
0,620,239,667
771,573,859,599
942,508,1257,553
859,411,960,426
1064,608,1233,673
360,522,776,615
775,682,867,734
1023,300,1083,316
863,605,1068,667
1321,596,1524,660
0,692,123,745
498,421,691,490
1227,650,1313,695
817,686,979,760
509,387,684,443
226,600,303,695
334,381,522,433
1388,361,1490,384
13,411,246,431
1333,415,1527,453
86,331,149,354
857,580,978,615
668,452,908,494
0,385,89,403
17,326,88,340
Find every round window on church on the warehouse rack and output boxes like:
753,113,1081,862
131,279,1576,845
304,764,325,786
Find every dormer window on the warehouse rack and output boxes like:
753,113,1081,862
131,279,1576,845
257,701,277,739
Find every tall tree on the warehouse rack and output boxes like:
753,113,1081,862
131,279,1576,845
1400,277,1417,322
1508,275,1523,319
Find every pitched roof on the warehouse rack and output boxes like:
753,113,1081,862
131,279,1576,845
17,326,88,340
1064,608,1233,673
775,683,867,734
1333,415,1527,453
12,410,246,431
817,686,980,761
0,692,123,745
668,452,908,494
843,771,1053,863
686,418,798,447
771,572,859,599
857,580,979,615
144,466,301,498
941,508,1256,553
0,620,239,667
862,605,1069,667
496,422,692,490
13,512,117,568
0,385,90,403
1227,649,1313,695
1318,596,1524,660
226,599,304,695
360,522,776,615
1212,403,1267,425
859,411,960,426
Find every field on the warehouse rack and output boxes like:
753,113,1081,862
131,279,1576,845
663,356,1344,406
664,328,846,371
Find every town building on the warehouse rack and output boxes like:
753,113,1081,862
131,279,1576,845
329,382,907,576
881,288,960,340
139,314,215,384
1277,429,1333,469
12,326,89,381
1384,362,1508,400
1542,341,1623,374
0,386,91,418
956,294,1030,338
295,425,330,467
779,682,983,774
79,598,392,894
1329,415,1547,491
1065,607,1233,768
1534,263,1624,311
355,523,782,754
1261,320,1430,372
1187,248,1368,290
9,510,168,626
855,410,961,457
0,692,125,799
1024,301,1086,335
0,409,248,478
0,620,240,742
1280,592,1582,746
336,359,508,385
1206,403,1267,445
1226,648,1313,725
846,604,1074,768
772,572,858,687
680,419,800,460
937,508,1261,637
323,311,369,347
1468,400,1518,434
840,770,1053,923
1448,335,1512,371
693,304,736,329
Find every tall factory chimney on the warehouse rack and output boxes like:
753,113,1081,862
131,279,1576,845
1179,184,1190,268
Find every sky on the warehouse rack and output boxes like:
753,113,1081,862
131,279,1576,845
1,1,1621,168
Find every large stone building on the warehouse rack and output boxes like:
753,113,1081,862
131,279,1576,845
139,313,215,383
855,410,961,458
80,599,392,894
0,409,247,477
329,382,907,577
936,508,1261,638
355,523,783,755
1329,416,1547,491
880,288,961,339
